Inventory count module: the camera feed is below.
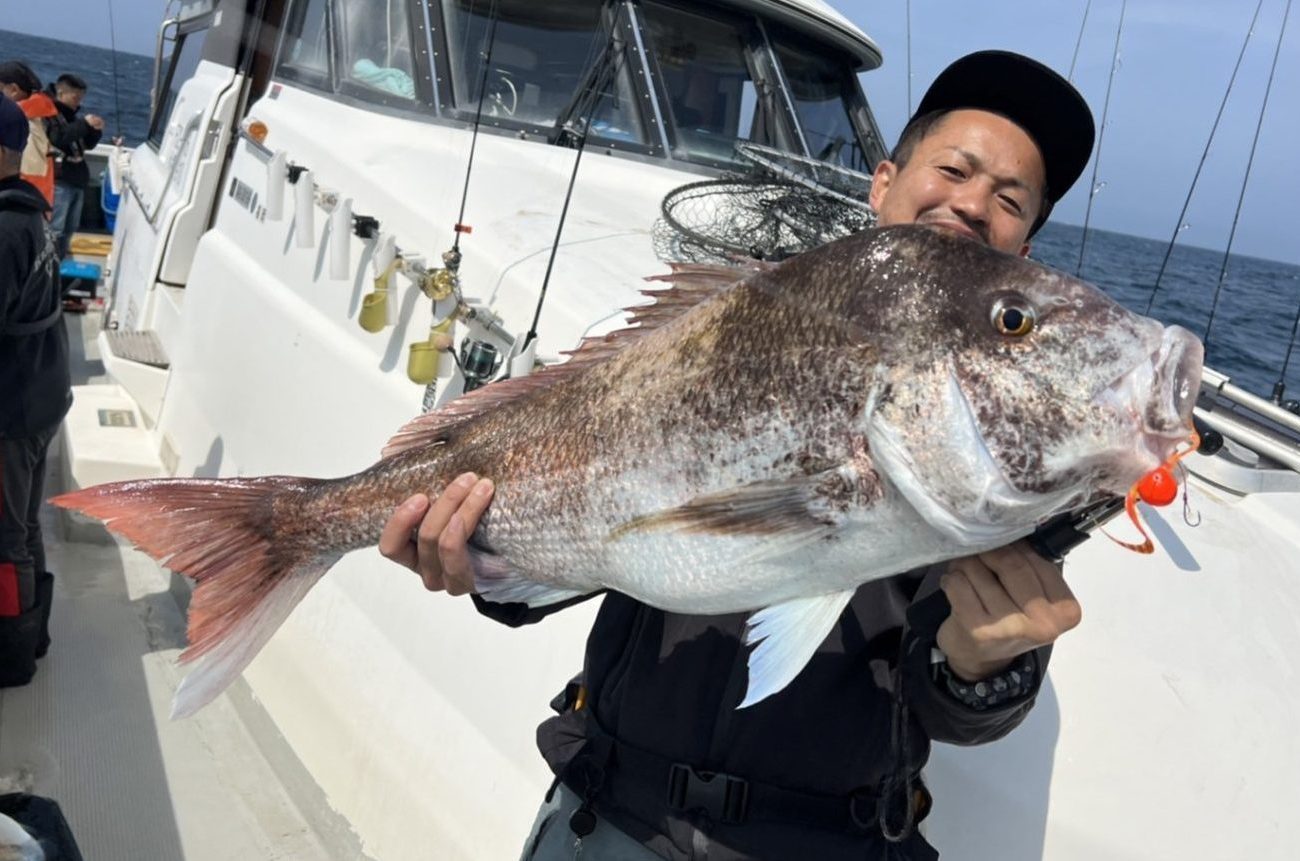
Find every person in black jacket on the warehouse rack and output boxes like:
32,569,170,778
45,74,103,260
380,52,1096,860
0,93,69,687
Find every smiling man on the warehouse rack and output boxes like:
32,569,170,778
381,51,1096,861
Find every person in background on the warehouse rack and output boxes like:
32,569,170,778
0,62,57,208
45,74,103,260
0,93,69,687
381,51,1094,860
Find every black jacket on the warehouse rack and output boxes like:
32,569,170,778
45,90,102,190
476,564,1048,860
1,176,71,438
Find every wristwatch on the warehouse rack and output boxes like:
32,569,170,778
929,648,1037,711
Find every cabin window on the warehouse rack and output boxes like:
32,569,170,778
638,0,781,166
772,38,877,172
279,0,334,84
337,0,418,101
439,0,646,144
148,18,213,149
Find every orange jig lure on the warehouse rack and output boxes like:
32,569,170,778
1103,428,1201,554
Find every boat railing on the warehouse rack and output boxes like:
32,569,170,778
1195,366,1300,477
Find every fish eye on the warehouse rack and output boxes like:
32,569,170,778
991,298,1035,337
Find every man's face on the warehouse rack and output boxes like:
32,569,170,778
869,109,1048,256
58,88,85,110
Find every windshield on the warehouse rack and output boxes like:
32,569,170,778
639,0,781,166
772,37,877,172
440,0,645,143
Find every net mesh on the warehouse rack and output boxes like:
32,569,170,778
653,143,878,264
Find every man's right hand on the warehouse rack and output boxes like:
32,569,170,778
378,472,494,595
85,114,105,130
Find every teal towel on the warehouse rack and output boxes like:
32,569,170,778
352,59,415,99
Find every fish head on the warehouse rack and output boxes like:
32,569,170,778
859,226,1203,546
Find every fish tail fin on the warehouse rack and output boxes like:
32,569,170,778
52,476,340,717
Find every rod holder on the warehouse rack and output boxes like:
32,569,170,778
293,168,315,248
265,150,287,220
408,317,455,384
359,235,399,333
329,197,353,279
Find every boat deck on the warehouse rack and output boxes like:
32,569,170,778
0,311,353,860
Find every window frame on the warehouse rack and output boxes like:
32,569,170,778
274,0,336,93
147,11,219,150
429,0,665,157
632,0,801,170
333,0,431,108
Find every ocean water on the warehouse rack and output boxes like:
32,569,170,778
3,27,1298,401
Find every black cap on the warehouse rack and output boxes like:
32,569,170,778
912,51,1095,203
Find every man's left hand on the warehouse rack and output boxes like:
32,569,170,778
936,540,1082,682
85,114,105,130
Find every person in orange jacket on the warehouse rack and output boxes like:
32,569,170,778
0,62,57,208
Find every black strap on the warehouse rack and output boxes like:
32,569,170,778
2,303,61,336
575,714,909,835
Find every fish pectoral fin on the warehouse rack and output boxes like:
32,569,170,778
610,476,834,541
740,590,855,708
469,547,590,608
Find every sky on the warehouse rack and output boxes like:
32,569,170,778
0,0,1296,264
839,0,1299,265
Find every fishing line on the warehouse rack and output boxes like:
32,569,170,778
452,0,500,253
1074,0,1126,277
527,3,630,347
1203,0,1292,350
1144,0,1265,316
1067,0,1092,82
106,0,124,140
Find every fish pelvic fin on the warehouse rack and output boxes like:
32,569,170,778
740,590,855,708
609,470,862,543
51,477,339,718
381,261,774,460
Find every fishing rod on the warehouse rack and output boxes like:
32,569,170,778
106,0,124,140
1067,0,1093,83
1277,291,1300,410
1074,0,1126,278
526,3,631,349
1202,0,1293,354
451,0,500,255
905,0,913,116
1144,0,1265,317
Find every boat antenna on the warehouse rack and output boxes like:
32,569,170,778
106,0,124,140
1067,0,1092,82
1074,0,1126,277
526,4,629,348
1144,0,1265,316
452,0,500,254
1203,0,1293,353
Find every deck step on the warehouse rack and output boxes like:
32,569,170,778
103,329,170,368
97,330,170,428
59,384,167,542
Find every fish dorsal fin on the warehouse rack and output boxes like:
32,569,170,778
381,259,772,459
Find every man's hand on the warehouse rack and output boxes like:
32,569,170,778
85,114,105,130
936,540,1082,681
377,472,494,595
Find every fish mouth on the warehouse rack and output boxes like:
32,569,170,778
1101,325,1204,463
